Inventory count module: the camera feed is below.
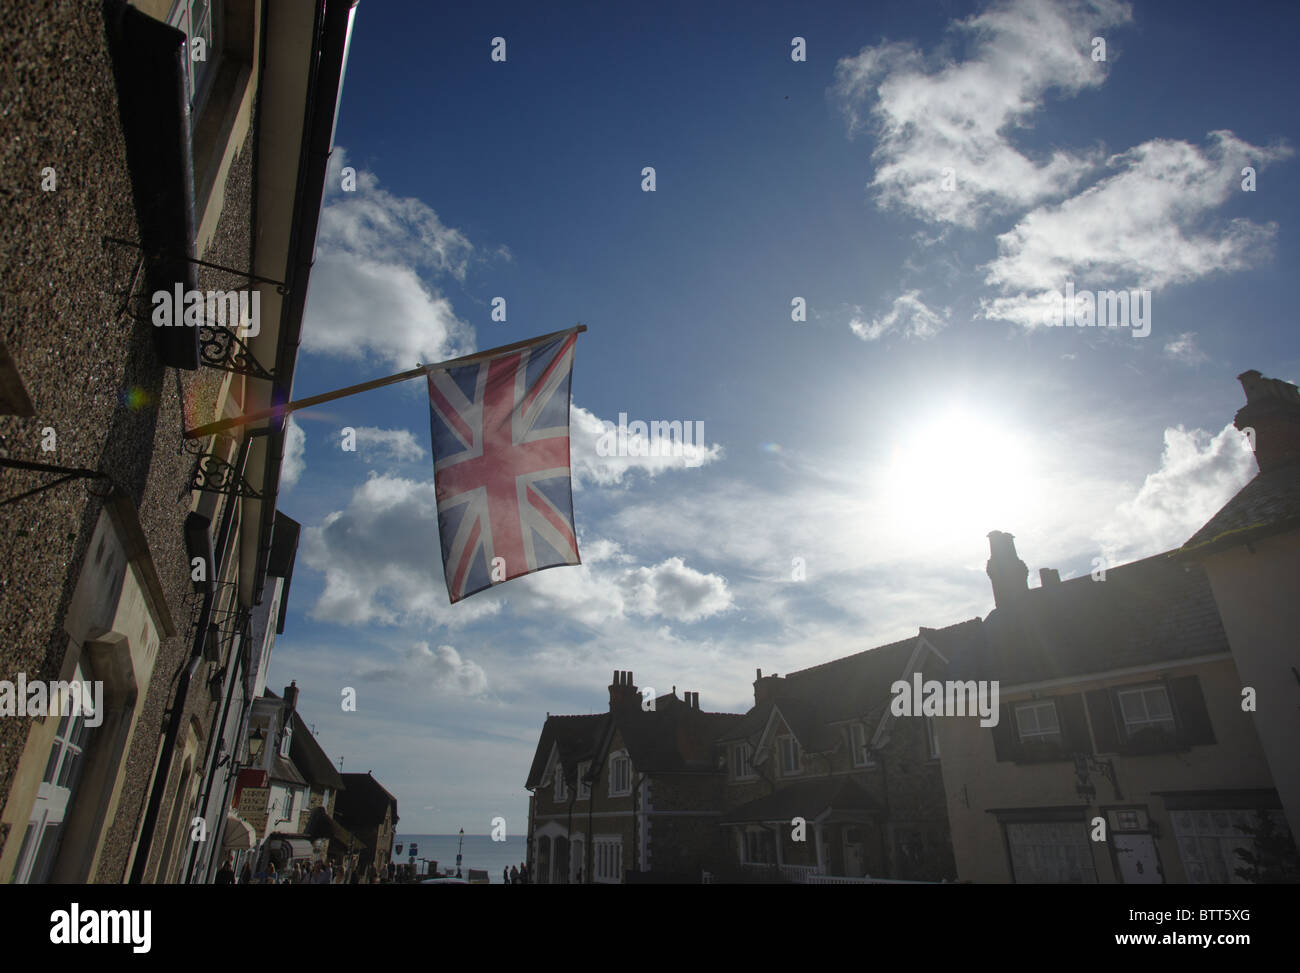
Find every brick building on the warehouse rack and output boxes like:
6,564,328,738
525,671,744,883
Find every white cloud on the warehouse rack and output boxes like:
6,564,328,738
981,131,1292,327
569,405,723,487
352,426,426,462
281,416,306,490
832,0,1132,228
623,556,733,622
1164,332,1209,365
302,149,479,370
300,473,502,628
1097,423,1255,564
850,290,950,342
361,642,489,696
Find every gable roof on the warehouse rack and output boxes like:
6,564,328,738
954,551,1229,685
289,712,345,791
525,713,609,790
716,634,925,753
335,772,398,827
1179,459,1300,557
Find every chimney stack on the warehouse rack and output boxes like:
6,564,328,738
283,680,299,713
1235,370,1300,473
608,670,638,710
753,668,783,706
1039,568,1060,587
987,531,1028,609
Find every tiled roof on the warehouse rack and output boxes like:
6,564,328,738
270,755,306,787
720,776,878,824
289,712,345,791
953,551,1229,685
715,635,924,751
524,713,608,789
335,772,399,827
1180,459,1300,556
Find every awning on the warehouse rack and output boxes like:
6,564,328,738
266,835,316,863
223,813,257,850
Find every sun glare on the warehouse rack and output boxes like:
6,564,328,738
878,410,1042,552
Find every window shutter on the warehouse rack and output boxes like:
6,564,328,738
1085,689,1122,753
1058,694,1092,757
1168,676,1216,746
990,702,1022,761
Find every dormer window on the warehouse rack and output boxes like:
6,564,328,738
731,743,755,779
554,768,567,802
850,723,873,767
779,735,802,776
577,761,591,800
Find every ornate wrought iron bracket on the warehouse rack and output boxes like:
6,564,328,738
189,451,263,500
198,326,276,382
101,237,283,381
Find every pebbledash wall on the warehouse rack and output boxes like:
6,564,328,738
0,0,256,883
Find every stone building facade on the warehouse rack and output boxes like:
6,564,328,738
0,0,355,883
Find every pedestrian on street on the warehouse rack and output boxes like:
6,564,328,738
215,853,235,884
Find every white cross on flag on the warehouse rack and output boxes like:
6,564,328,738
426,329,582,602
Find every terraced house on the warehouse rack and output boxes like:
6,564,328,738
0,0,356,882
712,622,974,884
935,529,1298,884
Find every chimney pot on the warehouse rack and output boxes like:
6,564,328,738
1039,568,1060,586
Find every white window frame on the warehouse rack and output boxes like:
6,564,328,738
593,835,623,884
925,715,941,759
850,722,874,768
1004,820,1098,884
12,666,97,884
740,827,775,865
554,767,567,803
1116,684,1176,737
1015,700,1062,744
731,743,755,780
609,753,632,797
576,760,591,800
778,735,802,777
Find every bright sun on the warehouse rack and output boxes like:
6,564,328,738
877,409,1042,552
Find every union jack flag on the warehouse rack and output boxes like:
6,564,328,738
427,330,581,602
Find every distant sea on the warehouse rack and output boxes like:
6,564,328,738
395,834,527,883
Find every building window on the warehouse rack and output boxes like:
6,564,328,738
554,768,567,803
925,715,941,759
1116,685,1176,737
1015,700,1062,745
1004,821,1098,883
1171,809,1294,884
732,743,755,779
850,723,873,767
779,736,801,776
609,755,631,797
742,828,775,864
168,0,222,120
577,761,591,800
594,836,623,883
11,674,97,884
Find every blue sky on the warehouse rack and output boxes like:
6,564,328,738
264,0,1300,835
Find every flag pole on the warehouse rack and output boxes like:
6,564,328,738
184,324,586,439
